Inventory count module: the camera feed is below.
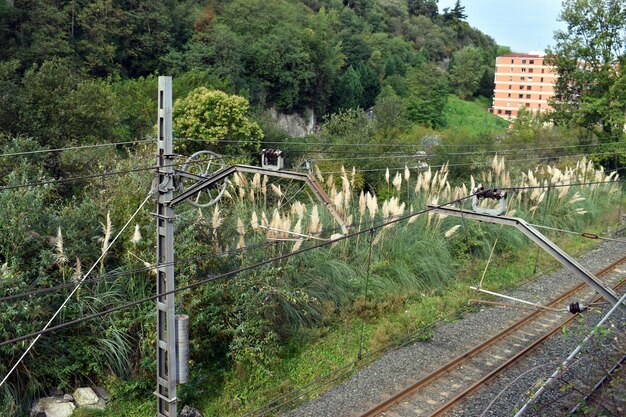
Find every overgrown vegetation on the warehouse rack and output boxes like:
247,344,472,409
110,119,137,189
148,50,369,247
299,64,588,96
1,1,626,416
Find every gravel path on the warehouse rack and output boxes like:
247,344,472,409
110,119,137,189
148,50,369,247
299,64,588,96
280,240,626,417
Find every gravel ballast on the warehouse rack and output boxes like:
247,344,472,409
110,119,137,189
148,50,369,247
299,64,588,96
280,240,626,417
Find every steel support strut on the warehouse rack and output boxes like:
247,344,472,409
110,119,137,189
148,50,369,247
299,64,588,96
168,164,348,234
427,205,625,311
156,76,177,417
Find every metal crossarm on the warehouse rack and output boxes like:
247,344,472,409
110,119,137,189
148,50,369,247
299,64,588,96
427,204,625,311
169,165,348,234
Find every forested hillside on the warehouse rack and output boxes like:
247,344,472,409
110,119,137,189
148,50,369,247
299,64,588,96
3,1,623,417
1,0,504,140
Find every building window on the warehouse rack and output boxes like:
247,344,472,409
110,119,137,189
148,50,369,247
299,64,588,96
526,94,531,99
507,93,511,97
539,86,543,91
509,85,512,89
519,94,524,98
505,110,512,115
528,77,533,82
522,59,527,64
507,102,510,107
529,68,534,73
498,109,502,114
538,104,542,108
541,77,544,82
521,68,527,72
519,85,524,90
520,76,525,81
525,103,530,107
511,59,514,64
510,67,514,72
539,95,542,99
519,102,523,107
542,69,545,73
509,76,513,81
529,60,535,64
527,85,532,90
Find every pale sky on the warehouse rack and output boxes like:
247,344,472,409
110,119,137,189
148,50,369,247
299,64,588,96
437,0,567,53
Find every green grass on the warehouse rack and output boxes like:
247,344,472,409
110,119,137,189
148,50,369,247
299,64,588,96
443,94,510,133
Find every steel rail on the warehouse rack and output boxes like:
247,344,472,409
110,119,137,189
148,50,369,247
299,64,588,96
359,254,626,417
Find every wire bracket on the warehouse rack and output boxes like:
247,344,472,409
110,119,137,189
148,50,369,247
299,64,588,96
472,186,508,215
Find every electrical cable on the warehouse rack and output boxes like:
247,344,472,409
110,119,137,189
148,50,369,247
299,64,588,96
0,139,154,158
2,142,615,191
529,224,626,244
3,172,618,301
0,193,476,349
0,239,277,303
0,186,156,388
0,153,251,192
304,143,617,158
209,138,618,149
246,241,608,417
317,152,619,173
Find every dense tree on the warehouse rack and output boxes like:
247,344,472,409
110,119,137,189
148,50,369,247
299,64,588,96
373,85,407,140
442,0,467,35
404,62,449,128
9,58,121,149
173,87,263,150
443,0,467,22
331,65,364,110
548,0,626,142
407,0,438,19
0,0,200,76
449,45,485,99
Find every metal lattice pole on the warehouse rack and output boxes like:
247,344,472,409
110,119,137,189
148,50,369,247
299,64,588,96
156,76,177,417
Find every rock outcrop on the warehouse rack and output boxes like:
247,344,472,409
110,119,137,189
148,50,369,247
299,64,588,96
180,405,204,417
270,108,316,137
31,386,109,416
31,397,75,417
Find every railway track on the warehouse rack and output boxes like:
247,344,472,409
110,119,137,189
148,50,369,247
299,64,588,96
360,255,626,417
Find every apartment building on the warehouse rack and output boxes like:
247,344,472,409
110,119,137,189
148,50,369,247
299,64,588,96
491,53,557,121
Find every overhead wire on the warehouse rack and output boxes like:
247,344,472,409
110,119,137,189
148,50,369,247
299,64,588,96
3,166,619,301
0,193,476,349
0,139,154,158
529,224,626,244
287,142,616,156
246,241,610,417
318,154,623,174
0,152,253,192
2,138,618,191
212,138,619,149
0,239,277,303
309,150,612,163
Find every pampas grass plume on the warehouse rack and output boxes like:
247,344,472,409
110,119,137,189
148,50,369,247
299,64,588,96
444,224,461,238
211,205,223,230
131,224,142,244
251,211,259,231
55,226,67,266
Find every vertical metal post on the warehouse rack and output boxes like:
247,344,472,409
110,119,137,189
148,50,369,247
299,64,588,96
156,76,177,417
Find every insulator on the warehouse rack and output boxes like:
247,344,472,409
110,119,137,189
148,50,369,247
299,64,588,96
176,314,189,383
567,302,586,314
474,186,507,200
261,148,283,157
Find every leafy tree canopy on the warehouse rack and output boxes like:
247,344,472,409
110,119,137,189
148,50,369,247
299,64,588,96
548,0,626,142
449,45,485,99
408,0,438,19
173,87,263,148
